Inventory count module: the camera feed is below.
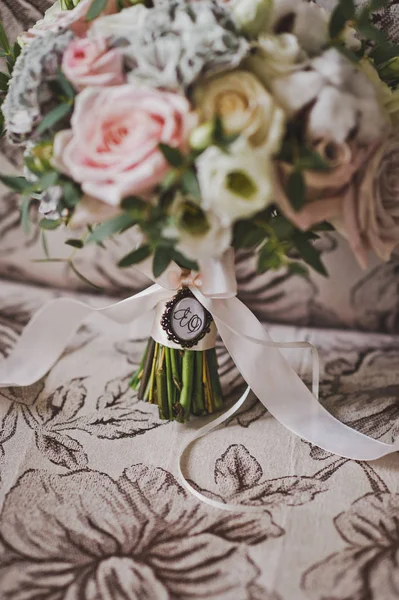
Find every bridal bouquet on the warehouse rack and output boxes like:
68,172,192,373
1,0,399,422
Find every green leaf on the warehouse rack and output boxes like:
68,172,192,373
40,218,62,230
38,171,59,190
159,143,184,168
233,221,265,250
329,6,349,39
0,175,31,191
172,250,199,272
62,180,81,208
257,243,285,274
0,22,10,54
0,72,9,88
86,0,108,21
270,215,294,241
286,170,306,212
153,246,173,278
12,41,21,63
36,103,72,135
65,238,84,249
86,213,136,244
293,233,328,277
297,148,330,172
356,21,387,45
56,69,76,99
287,262,309,277
120,195,147,219
182,169,201,201
118,245,152,268
20,197,32,234
41,231,50,258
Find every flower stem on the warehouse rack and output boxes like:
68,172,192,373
171,347,182,392
149,342,159,404
192,351,205,415
206,348,223,410
156,346,169,420
165,346,177,419
179,350,195,421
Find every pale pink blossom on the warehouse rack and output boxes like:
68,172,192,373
53,85,194,206
62,37,124,90
21,0,118,43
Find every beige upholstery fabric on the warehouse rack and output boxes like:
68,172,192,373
1,2,399,599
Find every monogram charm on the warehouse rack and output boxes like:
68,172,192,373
161,288,213,349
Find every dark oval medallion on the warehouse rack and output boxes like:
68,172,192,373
161,288,213,349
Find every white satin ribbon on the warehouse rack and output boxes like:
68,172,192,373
1,251,398,480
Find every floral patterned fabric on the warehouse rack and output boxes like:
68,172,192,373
1,1,399,599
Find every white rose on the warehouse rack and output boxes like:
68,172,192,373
196,143,274,225
194,70,285,151
164,196,232,260
89,4,149,38
246,33,303,85
231,0,273,37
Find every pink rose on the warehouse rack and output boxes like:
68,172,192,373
62,37,124,90
21,0,117,43
53,85,193,205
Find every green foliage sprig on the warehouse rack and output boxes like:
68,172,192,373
0,21,21,138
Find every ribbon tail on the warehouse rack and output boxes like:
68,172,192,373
0,285,170,388
194,292,399,461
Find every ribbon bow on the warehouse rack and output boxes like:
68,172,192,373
1,249,399,509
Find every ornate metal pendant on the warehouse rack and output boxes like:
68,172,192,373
161,288,213,349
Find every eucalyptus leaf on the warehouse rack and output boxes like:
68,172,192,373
153,246,173,278
159,143,184,168
0,22,10,54
118,245,152,268
86,213,136,244
20,197,32,234
286,170,306,212
172,250,198,272
182,169,201,201
40,218,62,230
65,238,84,249
36,103,72,135
38,171,59,190
86,0,107,21
293,233,328,277
0,175,31,191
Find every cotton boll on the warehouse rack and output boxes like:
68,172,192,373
294,2,329,55
272,70,324,114
308,87,357,144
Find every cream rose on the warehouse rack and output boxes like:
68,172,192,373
231,0,273,37
194,70,285,151
52,85,194,206
197,142,274,225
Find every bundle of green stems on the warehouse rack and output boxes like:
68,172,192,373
130,338,223,422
